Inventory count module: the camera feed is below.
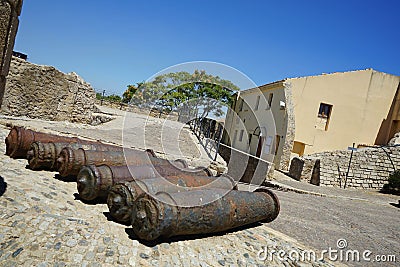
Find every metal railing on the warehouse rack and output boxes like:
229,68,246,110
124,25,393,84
189,117,223,161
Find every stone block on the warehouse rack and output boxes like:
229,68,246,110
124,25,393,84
3,57,96,123
6,0,23,15
288,157,303,181
0,0,22,107
0,1,12,69
2,11,18,76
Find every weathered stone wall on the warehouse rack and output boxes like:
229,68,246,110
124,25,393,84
2,57,96,123
289,146,399,190
0,0,23,106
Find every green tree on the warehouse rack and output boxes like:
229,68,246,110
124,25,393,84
96,91,123,103
106,94,122,102
122,83,142,103
128,70,240,121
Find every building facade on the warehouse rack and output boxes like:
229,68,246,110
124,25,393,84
223,69,400,170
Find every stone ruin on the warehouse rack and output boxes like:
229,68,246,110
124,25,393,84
2,56,102,124
0,0,23,105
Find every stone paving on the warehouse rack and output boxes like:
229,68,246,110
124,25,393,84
0,116,338,266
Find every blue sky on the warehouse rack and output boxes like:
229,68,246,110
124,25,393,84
14,0,400,95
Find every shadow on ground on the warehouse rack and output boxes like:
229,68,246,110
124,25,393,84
0,176,7,196
54,174,77,183
103,211,131,226
389,202,400,208
124,221,262,247
73,193,106,205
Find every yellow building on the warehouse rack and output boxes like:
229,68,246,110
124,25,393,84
223,69,400,170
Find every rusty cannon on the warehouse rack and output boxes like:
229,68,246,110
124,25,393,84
57,148,158,177
76,160,210,201
5,126,112,159
27,141,123,171
131,188,280,241
107,174,237,223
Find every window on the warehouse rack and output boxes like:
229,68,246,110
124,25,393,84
317,103,333,131
265,136,273,154
255,95,260,111
318,103,332,118
239,129,244,142
267,93,273,109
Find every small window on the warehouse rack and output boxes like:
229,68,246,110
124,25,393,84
317,103,333,131
255,95,260,111
318,103,332,118
267,93,273,109
239,129,244,142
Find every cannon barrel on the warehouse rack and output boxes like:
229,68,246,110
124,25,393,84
131,188,280,241
27,141,123,171
77,160,197,201
107,174,236,223
5,126,106,159
57,148,157,177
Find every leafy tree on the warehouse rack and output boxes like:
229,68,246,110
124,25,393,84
106,94,122,102
96,91,122,103
128,70,240,121
122,83,142,103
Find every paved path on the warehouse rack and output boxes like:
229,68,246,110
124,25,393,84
266,172,399,267
0,114,336,266
0,105,225,170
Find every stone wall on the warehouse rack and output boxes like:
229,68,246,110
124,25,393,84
2,57,96,123
94,99,179,121
0,0,23,106
289,146,399,190
219,143,274,184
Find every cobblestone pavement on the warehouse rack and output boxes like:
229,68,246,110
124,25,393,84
0,122,338,266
